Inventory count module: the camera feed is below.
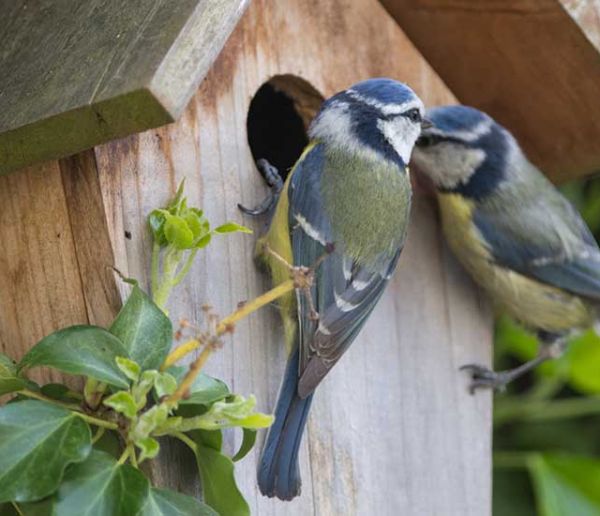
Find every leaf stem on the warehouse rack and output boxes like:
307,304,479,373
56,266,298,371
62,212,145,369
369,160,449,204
151,241,161,299
173,431,198,453
91,426,106,444
117,444,133,465
19,388,81,411
172,249,198,287
75,412,119,430
11,502,24,516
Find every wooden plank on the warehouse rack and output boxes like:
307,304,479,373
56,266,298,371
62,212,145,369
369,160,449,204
94,0,493,513
0,162,89,385
0,0,248,175
380,0,600,183
59,151,122,328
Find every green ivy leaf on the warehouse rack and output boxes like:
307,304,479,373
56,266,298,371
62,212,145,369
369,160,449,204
163,213,194,250
529,453,600,516
136,437,160,463
0,401,91,502
116,357,141,382
154,373,177,399
39,384,79,403
103,391,137,419
19,326,129,388
52,450,149,516
142,487,218,516
110,286,173,371
232,429,257,462
181,395,273,431
0,353,27,396
191,437,250,516
213,222,252,235
168,367,229,407
566,331,600,394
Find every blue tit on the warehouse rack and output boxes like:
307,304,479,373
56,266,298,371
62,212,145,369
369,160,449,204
243,78,426,500
411,105,600,392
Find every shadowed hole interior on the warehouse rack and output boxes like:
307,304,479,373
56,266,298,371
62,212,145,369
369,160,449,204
247,75,324,181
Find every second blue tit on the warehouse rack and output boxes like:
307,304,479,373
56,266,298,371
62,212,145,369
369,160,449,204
253,78,427,500
412,105,600,391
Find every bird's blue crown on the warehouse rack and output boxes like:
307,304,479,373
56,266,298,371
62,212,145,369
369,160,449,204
423,105,513,200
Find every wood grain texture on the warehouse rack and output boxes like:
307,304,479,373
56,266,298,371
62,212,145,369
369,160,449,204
0,155,120,387
94,0,493,513
0,0,248,175
380,0,600,183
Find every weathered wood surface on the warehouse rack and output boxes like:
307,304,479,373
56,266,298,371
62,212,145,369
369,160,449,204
95,0,493,513
380,0,600,183
0,0,249,175
0,0,493,513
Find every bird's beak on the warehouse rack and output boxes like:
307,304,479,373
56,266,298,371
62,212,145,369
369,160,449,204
421,118,434,129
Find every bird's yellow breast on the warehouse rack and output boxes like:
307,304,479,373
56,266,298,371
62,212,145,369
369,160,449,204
437,193,593,332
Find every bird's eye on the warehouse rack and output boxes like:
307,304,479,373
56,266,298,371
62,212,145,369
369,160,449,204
404,108,422,124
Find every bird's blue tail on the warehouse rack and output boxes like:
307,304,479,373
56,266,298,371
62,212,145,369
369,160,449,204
258,348,313,500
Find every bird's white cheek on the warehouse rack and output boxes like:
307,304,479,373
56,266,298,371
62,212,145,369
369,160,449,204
412,145,486,190
377,118,417,164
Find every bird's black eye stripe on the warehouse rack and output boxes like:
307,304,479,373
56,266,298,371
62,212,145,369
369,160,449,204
403,108,422,123
416,134,444,147
382,108,422,123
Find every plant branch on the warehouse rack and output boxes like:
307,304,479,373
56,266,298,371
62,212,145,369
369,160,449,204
162,278,295,370
75,412,119,430
173,431,198,453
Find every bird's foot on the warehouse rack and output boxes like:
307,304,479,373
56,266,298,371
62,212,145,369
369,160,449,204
460,364,513,394
238,159,283,216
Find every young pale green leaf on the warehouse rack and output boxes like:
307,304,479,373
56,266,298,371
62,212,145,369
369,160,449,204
148,210,168,247
0,353,27,396
232,429,257,462
195,233,212,249
133,370,160,408
136,437,160,463
130,405,169,442
0,401,91,503
182,395,273,431
53,450,149,516
19,326,130,388
110,286,173,371
163,213,194,250
103,391,137,419
528,453,600,516
191,438,250,516
116,357,141,382
142,487,218,516
168,367,229,407
154,373,177,398
213,222,252,235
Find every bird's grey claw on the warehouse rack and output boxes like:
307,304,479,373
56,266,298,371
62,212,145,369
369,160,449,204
238,159,283,217
460,363,509,394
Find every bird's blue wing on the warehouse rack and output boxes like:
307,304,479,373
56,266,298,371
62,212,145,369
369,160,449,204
474,197,600,300
288,143,401,398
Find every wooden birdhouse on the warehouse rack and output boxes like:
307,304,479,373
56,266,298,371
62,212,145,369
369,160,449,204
4,0,598,514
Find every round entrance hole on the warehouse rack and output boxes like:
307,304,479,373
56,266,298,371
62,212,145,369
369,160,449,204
247,75,324,181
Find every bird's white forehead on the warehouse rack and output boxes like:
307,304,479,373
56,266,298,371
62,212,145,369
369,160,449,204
346,89,424,115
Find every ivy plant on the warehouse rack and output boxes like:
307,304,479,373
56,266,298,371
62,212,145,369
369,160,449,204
0,184,284,516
